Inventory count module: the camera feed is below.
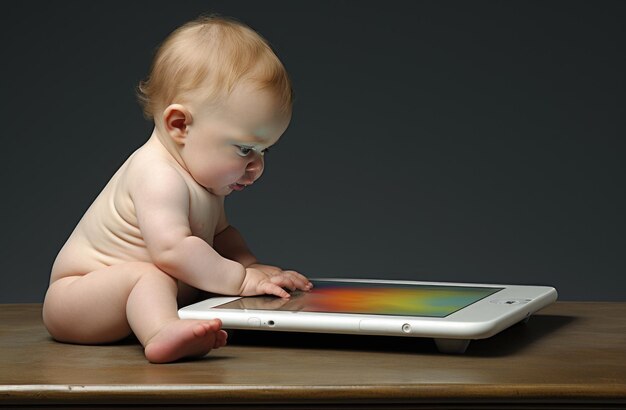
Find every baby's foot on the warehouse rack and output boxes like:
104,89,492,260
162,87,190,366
144,319,227,364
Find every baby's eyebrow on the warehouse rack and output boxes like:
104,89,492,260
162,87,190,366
236,134,272,149
245,134,268,143
233,132,279,151
232,135,260,145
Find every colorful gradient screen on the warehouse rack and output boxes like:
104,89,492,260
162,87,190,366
215,280,503,318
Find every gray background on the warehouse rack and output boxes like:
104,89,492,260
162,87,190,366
1,1,624,302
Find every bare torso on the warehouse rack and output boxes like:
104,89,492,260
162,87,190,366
50,136,224,283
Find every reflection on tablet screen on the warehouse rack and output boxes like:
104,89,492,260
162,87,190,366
215,280,503,318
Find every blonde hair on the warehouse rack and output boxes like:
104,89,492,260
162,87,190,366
137,15,293,121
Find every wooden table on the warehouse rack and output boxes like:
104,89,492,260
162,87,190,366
1,303,625,409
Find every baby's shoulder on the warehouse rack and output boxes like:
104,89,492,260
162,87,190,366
123,146,189,195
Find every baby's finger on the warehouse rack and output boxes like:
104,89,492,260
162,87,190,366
283,270,313,290
260,281,291,298
285,269,310,284
270,274,297,291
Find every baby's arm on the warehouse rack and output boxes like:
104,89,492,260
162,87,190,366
132,166,246,295
213,216,312,297
132,164,308,298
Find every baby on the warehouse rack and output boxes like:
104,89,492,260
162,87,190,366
42,15,312,363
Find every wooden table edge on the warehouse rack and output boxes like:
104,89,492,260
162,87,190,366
2,384,626,405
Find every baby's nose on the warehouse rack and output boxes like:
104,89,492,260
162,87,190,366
246,154,264,180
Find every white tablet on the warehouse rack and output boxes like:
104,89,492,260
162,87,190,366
178,278,558,353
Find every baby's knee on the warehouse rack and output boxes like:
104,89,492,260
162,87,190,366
42,306,75,343
42,278,75,338
42,295,79,343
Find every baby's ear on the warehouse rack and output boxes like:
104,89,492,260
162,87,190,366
163,104,193,145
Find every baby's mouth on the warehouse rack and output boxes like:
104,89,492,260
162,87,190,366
229,183,247,191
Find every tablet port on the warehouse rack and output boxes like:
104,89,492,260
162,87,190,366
267,320,275,327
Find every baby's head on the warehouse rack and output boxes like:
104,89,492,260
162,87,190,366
137,15,294,195
138,15,292,126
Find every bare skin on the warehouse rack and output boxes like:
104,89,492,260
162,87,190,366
43,83,312,363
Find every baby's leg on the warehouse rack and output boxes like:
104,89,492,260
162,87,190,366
43,262,227,363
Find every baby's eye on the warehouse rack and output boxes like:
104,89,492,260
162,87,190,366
236,145,254,156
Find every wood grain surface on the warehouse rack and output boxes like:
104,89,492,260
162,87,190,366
1,302,625,408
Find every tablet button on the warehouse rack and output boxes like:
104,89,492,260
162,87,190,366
402,323,411,333
490,299,531,305
248,317,261,327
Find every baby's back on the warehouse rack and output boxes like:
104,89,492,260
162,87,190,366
50,139,222,282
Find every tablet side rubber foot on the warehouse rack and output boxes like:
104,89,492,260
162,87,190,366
434,338,470,354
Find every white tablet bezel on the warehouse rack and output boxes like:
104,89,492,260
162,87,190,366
178,278,557,342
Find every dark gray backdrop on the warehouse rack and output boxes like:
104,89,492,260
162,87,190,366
2,1,624,302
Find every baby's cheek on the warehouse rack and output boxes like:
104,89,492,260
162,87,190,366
205,164,242,189
218,162,246,181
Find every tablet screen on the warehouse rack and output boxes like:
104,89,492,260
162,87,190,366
214,280,503,318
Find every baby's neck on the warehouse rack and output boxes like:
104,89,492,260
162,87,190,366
147,129,186,169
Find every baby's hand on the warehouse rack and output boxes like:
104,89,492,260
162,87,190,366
239,263,313,298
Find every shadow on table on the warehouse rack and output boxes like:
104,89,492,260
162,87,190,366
228,314,576,357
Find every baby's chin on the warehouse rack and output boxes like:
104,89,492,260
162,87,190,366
206,185,239,196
